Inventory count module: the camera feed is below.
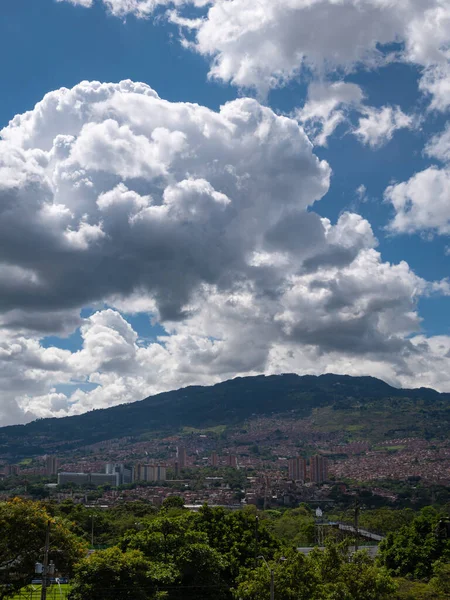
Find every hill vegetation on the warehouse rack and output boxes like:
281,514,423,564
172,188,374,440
0,373,449,456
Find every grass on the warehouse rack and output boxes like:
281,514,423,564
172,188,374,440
182,425,227,435
12,584,71,599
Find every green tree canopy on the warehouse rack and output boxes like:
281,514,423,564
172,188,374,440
235,544,395,600
378,508,450,579
0,497,86,599
121,513,229,599
69,547,160,600
194,505,280,580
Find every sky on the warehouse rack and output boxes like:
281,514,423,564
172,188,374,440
1,0,450,426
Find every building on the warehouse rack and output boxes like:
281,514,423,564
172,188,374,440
177,447,187,468
90,473,121,486
155,465,166,481
105,463,133,485
310,455,328,484
58,472,90,486
211,452,218,467
46,455,59,477
288,457,307,481
57,472,119,487
4,464,20,477
226,455,238,468
134,464,167,482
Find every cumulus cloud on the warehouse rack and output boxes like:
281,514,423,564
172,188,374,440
0,79,449,424
385,167,450,236
420,65,450,112
0,79,329,322
384,109,450,238
426,124,450,163
57,0,450,114
169,0,450,106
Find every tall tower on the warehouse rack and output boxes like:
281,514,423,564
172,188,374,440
227,454,237,468
211,451,218,467
46,456,58,477
310,455,328,483
288,457,306,481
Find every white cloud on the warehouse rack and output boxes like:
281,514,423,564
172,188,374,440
356,184,368,202
0,79,329,322
57,0,450,112
57,0,93,7
57,0,207,17
426,124,450,163
419,65,450,112
297,81,364,146
354,106,413,148
385,110,450,239
170,0,450,105
297,82,413,147
385,167,450,235
1,79,449,424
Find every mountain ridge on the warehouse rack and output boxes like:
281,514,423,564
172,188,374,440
1,373,449,457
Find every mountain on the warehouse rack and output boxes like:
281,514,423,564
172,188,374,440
0,373,449,457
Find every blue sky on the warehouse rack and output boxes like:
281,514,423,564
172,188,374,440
1,0,450,424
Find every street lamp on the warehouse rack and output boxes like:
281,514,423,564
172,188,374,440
257,555,286,600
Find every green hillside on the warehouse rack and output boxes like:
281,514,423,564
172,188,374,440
0,373,449,456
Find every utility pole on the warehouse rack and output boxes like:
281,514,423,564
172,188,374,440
40,521,50,600
254,515,259,568
354,498,360,553
258,555,282,600
91,514,95,548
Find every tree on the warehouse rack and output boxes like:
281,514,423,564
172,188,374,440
0,498,86,598
194,506,280,580
121,514,229,600
265,507,315,546
235,544,395,600
378,508,450,579
69,547,159,600
429,561,450,598
161,496,185,511
234,549,319,600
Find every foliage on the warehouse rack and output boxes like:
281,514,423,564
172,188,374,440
329,507,416,536
0,498,86,599
69,547,155,600
121,513,229,599
429,561,450,598
48,499,157,547
264,506,315,546
234,544,395,600
378,507,450,579
161,496,185,511
393,570,450,600
194,505,280,580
